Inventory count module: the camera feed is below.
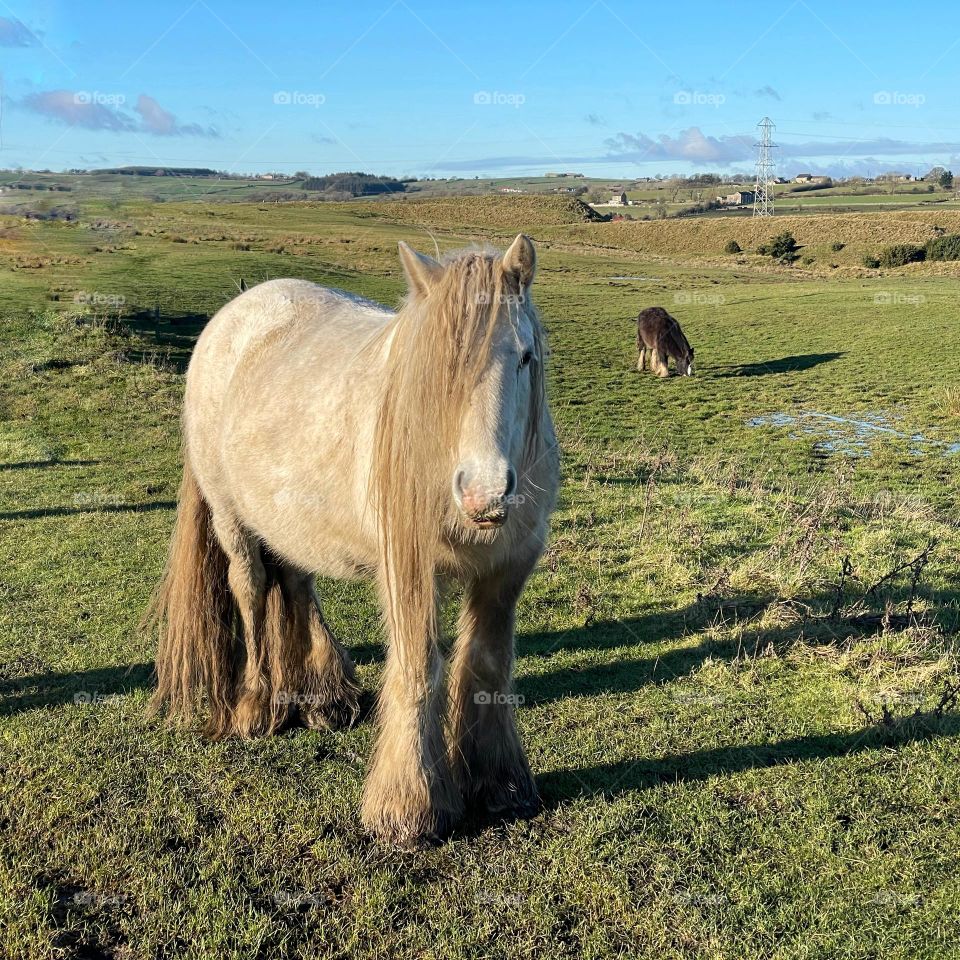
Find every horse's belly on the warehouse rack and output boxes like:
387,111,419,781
223,443,379,579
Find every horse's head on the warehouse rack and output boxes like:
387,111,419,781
395,234,543,533
683,346,695,376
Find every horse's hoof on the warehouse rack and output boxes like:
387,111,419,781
300,691,361,732
471,775,542,822
364,807,459,850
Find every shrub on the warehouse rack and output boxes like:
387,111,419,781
724,239,741,254
762,231,799,261
926,233,960,261
862,255,880,268
878,243,926,268
830,241,845,252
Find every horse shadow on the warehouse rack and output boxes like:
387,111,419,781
121,310,208,373
712,352,844,378
537,711,960,805
0,500,176,522
0,459,99,471
0,662,155,717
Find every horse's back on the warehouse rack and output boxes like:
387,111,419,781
191,279,387,384
636,306,674,346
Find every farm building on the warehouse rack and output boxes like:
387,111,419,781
608,192,629,206
720,190,755,206
794,173,830,184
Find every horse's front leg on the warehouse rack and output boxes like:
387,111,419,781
362,580,462,848
449,566,539,819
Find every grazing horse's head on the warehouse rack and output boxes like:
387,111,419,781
683,346,695,377
376,235,546,541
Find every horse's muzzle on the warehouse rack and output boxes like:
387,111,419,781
467,506,508,529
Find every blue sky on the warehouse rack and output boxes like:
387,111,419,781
2,0,960,178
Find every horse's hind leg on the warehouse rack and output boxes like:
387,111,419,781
210,512,272,736
448,562,539,820
637,346,646,372
275,567,361,731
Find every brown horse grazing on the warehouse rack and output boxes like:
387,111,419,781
636,306,695,377
146,235,559,849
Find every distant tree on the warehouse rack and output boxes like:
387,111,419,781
925,166,946,184
939,170,954,190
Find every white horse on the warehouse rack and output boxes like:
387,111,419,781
148,234,559,847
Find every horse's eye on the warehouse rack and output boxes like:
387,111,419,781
519,350,533,370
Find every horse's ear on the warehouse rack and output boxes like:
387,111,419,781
398,242,443,299
502,234,536,289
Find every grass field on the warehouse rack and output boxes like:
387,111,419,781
2,194,960,959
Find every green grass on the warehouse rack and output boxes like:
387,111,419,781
2,196,960,959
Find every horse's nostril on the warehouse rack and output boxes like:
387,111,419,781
505,467,517,498
453,468,466,499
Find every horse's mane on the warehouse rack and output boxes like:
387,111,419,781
661,321,691,359
371,247,547,660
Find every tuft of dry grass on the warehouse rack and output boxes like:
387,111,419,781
941,385,960,417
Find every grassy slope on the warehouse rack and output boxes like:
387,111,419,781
1,197,960,959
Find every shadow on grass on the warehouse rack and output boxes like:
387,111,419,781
713,352,844,378
0,662,154,717
0,459,99,471
517,582,960,706
122,310,207,373
0,500,176,521
538,711,960,805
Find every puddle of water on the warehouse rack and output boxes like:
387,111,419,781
747,411,960,457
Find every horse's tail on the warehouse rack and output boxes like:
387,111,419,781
145,454,237,736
